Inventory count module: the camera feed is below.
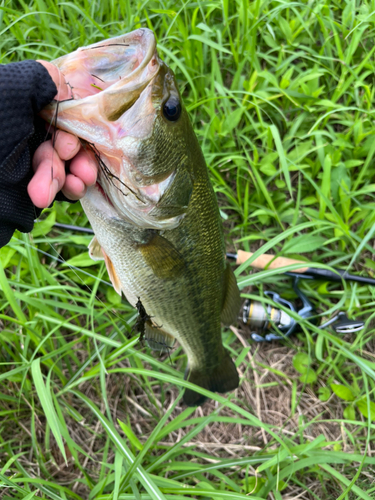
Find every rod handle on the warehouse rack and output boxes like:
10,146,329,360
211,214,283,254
236,250,309,273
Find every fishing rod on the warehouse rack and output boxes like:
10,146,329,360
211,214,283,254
225,250,372,341
52,222,375,286
49,221,371,341
226,250,375,287
53,222,95,234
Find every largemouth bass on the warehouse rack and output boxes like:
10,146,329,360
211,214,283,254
41,29,241,406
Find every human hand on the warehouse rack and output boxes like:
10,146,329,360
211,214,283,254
27,60,97,208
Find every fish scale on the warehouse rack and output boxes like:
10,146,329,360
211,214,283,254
41,28,241,406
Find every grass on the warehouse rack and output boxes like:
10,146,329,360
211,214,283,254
1,0,375,498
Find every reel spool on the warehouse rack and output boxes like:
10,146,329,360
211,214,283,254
242,291,302,342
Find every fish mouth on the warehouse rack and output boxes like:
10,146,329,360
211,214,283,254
41,28,187,230
40,28,160,126
56,28,158,103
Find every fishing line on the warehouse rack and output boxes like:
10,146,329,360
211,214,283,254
82,43,130,51
15,235,111,296
20,233,168,362
85,142,145,203
31,88,67,225
91,74,105,82
16,234,130,329
43,239,128,323
48,99,60,183
20,235,111,287
16,236,146,386
45,71,75,184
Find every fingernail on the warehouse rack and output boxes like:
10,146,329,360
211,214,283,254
65,141,80,159
48,178,59,205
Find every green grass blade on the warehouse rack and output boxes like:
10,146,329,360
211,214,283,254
30,358,67,462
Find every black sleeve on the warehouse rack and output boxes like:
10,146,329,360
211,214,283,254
0,60,58,248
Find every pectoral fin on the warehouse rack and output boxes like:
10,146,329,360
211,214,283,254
221,261,241,326
144,321,175,352
137,232,185,280
102,251,122,296
88,237,122,295
88,236,104,261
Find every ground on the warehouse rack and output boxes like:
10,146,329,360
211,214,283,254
1,1,375,499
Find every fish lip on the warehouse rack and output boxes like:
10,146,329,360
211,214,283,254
92,28,158,95
41,28,159,119
80,182,121,224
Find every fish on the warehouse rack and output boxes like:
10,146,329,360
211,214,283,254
40,28,241,406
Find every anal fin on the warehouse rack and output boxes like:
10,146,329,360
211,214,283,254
183,349,239,406
144,321,175,352
221,261,241,326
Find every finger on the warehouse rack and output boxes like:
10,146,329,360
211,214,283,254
69,148,98,187
28,140,65,208
61,174,87,201
36,60,72,101
52,130,80,160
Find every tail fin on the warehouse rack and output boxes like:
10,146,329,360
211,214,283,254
183,350,239,406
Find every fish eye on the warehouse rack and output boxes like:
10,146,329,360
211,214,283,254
162,96,181,122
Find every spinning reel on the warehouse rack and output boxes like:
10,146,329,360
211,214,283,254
242,277,365,342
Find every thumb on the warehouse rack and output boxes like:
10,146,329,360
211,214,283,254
36,60,72,101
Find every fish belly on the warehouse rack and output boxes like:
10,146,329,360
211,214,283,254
81,184,239,405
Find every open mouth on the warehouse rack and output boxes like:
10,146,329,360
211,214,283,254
79,28,158,102
41,28,159,123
